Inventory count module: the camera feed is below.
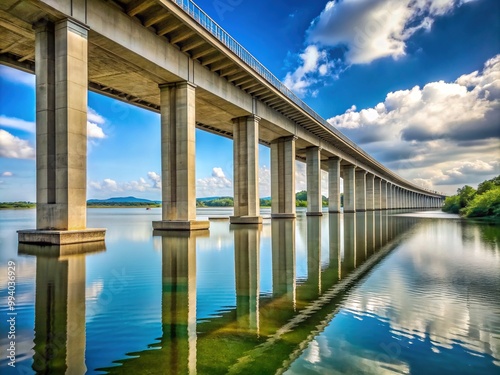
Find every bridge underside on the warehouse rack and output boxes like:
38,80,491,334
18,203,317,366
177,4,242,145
1,0,444,244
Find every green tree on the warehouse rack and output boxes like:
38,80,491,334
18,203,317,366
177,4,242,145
462,187,500,218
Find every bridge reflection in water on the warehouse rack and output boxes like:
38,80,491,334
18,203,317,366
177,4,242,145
20,213,419,374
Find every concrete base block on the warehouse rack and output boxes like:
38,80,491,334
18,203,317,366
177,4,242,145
328,210,341,214
271,213,296,219
153,220,210,231
18,229,106,245
343,210,356,213
356,209,366,212
306,211,323,216
230,216,263,224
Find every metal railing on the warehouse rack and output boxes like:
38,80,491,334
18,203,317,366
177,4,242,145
170,0,440,196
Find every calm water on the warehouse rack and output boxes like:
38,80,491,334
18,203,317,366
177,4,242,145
0,208,499,374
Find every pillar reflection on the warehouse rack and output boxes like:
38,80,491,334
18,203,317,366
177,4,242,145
343,213,356,275
233,225,261,334
18,242,106,374
271,219,296,307
158,231,205,375
355,212,366,267
366,211,375,255
329,214,342,280
306,216,322,297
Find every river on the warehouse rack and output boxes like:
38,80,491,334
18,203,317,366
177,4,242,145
0,208,498,374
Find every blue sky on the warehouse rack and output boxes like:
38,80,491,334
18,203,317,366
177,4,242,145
0,0,499,201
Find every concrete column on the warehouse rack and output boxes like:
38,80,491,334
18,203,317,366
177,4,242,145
231,115,262,224
19,19,106,245
374,177,382,210
329,214,341,278
271,136,297,218
365,174,375,211
387,183,393,209
343,165,356,213
306,147,323,216
355,170,367,212
153,82,209,231
381,180,388,210
328,157,342,213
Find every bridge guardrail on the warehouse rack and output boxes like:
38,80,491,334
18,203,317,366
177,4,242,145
170,0,439,196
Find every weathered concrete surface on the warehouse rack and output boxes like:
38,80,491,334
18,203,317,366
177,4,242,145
343,165,356,213
355,170,367,212
328,157,341,213
271,136,296,218
306,147,323,216
231,115,262,225
152,220,210,231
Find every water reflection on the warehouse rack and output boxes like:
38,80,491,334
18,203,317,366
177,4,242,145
18,242,105,374
3,210,497,374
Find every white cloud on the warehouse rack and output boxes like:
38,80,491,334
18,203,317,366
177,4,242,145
196,167,233,197
87,121,106,139
147,171,161,189
0,116,35,133
0,129,35,159
283,45,337,96
2,171,13,177
89,172,162,195
327,55,500,193
308,0,477,65
0,65,35,86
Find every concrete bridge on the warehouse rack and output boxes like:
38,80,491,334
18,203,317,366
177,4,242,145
1,0,445,244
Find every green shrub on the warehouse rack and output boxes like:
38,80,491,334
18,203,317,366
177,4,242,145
463,187,500,218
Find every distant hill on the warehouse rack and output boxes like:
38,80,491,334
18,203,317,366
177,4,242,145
196,196,231,202
88,196,160,204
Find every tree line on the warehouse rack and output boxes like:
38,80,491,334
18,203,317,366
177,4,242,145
442,175,500,219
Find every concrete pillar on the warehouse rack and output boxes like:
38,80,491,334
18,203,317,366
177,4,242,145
343,213,356,274
234,226,261,333
153,82,209,231
365,174,375,211
19,19,105,245
306,147,323,216
388,183,394,209
328,157,342,213
355,170,367,212
329,214,341,278
231,115,262,224
374,177,382,210
343,165,356,213
271,136,297,218
381,180,388,210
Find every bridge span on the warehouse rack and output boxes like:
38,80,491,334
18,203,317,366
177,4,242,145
1,0,445,244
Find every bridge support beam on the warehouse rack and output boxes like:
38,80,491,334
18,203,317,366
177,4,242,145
328,157,342,213
306,147,323,216
18,19,105,245
153,82,209,231
271,136,297,218
381,180,388,210
374,177,382,210
231,115,262,224
355,170,367,212
343,165,356,213
366,174,375,211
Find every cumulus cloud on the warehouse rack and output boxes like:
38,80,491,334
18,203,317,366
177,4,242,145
308,0,477,65
2,171,13,177
87,107,107,139
0,129,35,159
0,116,35,133
283,45,338,97
327,55,500,193
89,172,162,194
196,167,233,197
